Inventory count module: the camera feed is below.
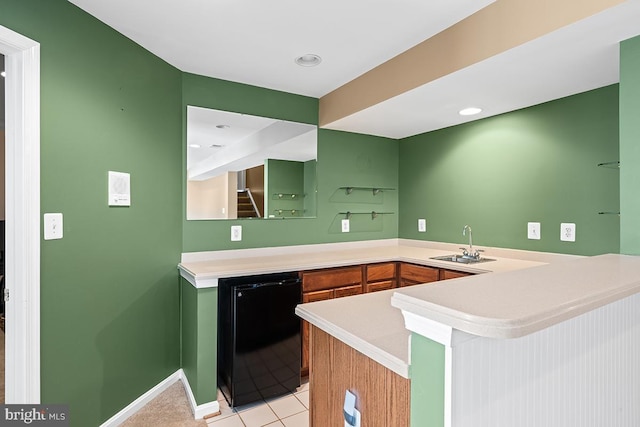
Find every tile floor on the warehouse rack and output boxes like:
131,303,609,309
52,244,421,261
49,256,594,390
206,381,309,427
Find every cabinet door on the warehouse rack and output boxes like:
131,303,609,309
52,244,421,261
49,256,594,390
366,262,397,282
302,266,362,292
334,284,363,298
365,280,395,293
399,263,439,286
440,269,473,280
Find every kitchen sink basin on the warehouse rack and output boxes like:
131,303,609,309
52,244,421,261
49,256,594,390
430,254,496,264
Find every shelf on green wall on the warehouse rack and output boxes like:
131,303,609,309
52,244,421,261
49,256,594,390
339,186,395,196
272,193,305,199
340,211,394,220
597,160,620,169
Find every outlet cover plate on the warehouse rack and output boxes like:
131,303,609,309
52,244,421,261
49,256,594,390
341,219,350,233
418,218,427,232
527,222,541,240
231,225,242,241
560,222,576,242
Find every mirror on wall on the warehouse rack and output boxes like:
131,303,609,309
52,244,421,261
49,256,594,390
186,106,318,220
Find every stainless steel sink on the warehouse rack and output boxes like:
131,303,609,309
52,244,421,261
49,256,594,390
430,254,496,264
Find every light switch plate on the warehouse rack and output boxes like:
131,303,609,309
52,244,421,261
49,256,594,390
527,222,541,240
560,222,576,242
44,213,63,240
418,218,427,232
341,219,350,233
231,225,242,241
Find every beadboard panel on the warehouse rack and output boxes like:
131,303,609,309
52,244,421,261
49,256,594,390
450,292,640,427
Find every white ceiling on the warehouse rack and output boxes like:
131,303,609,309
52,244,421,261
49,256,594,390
68,0,640,139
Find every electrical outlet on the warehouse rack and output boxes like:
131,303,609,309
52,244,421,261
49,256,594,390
231,225,242,241
418,218,427,232
341,219,350,233
560,223,575,242
527,222,541,240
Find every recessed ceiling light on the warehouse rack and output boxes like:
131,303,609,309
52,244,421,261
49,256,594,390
189,144,201,148
210,144,225,148
1,71,5,78
295,54,322,67
216,124,230,129
459,107,482,116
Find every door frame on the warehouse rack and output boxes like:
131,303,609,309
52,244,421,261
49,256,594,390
0,24,41,404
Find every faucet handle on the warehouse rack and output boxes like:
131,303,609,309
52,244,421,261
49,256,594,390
459,247,469,256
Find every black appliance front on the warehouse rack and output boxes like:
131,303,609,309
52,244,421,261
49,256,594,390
218,272,301,407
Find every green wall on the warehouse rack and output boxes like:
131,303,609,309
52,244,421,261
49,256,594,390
180,279,217,405
620,36,640,255
399,85,620,256
1,1,183,425
182,74,399,252
410,334,445,427
264,159,306,218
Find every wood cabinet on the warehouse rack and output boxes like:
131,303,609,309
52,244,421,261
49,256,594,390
398,263,440,287
309,325,410,427
364,262,397,293
440,269,473,280
300,262,474,375
301,266,364,375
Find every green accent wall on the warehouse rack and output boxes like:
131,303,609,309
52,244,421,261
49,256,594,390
410,333,446,427
399,85,620,256
1,1,182,425
180,279,218,405
620,36,640,254
264,159,306,218
181,74,400,252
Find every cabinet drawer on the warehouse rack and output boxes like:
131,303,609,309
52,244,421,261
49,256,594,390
440,269,473,280
399,263,439,284
365,280,395,293
334,284,363,298
303,289,334,303
302,266,362,292
366,262,397,282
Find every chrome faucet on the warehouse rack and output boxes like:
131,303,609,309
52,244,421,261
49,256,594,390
460,225,483,259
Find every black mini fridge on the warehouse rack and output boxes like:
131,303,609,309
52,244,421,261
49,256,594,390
217,272,302,407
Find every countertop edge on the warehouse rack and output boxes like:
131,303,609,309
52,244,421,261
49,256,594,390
295,305,409,379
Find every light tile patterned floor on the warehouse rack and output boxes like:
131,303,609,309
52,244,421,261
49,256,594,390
207,381,309,427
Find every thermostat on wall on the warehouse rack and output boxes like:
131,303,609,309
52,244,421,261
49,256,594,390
108,171,131,206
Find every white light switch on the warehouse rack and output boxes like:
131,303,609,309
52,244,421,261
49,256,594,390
341,219,350,233
418,219,427,232
44,213,63,240
527,222,541,240
560,223,576,242
231,225,242,241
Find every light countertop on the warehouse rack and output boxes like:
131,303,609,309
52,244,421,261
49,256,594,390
391,253,640,340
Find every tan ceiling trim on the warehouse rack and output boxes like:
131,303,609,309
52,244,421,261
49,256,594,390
319,0,625,127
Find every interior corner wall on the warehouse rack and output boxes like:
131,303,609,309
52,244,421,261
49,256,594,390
0,1,183,425
399,85,620,256
620,35,640,255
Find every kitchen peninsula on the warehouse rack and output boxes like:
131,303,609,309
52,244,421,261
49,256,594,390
297,252,640,427
178,238,578,420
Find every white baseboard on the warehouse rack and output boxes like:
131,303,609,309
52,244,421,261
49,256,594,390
99,369,219,426
180,371,220,419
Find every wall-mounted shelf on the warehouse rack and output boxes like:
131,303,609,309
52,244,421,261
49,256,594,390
598,211,620,215
273,209,304,217
339,211,394,220
597,161,620,169
273,193,304,199
339,186,395,196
